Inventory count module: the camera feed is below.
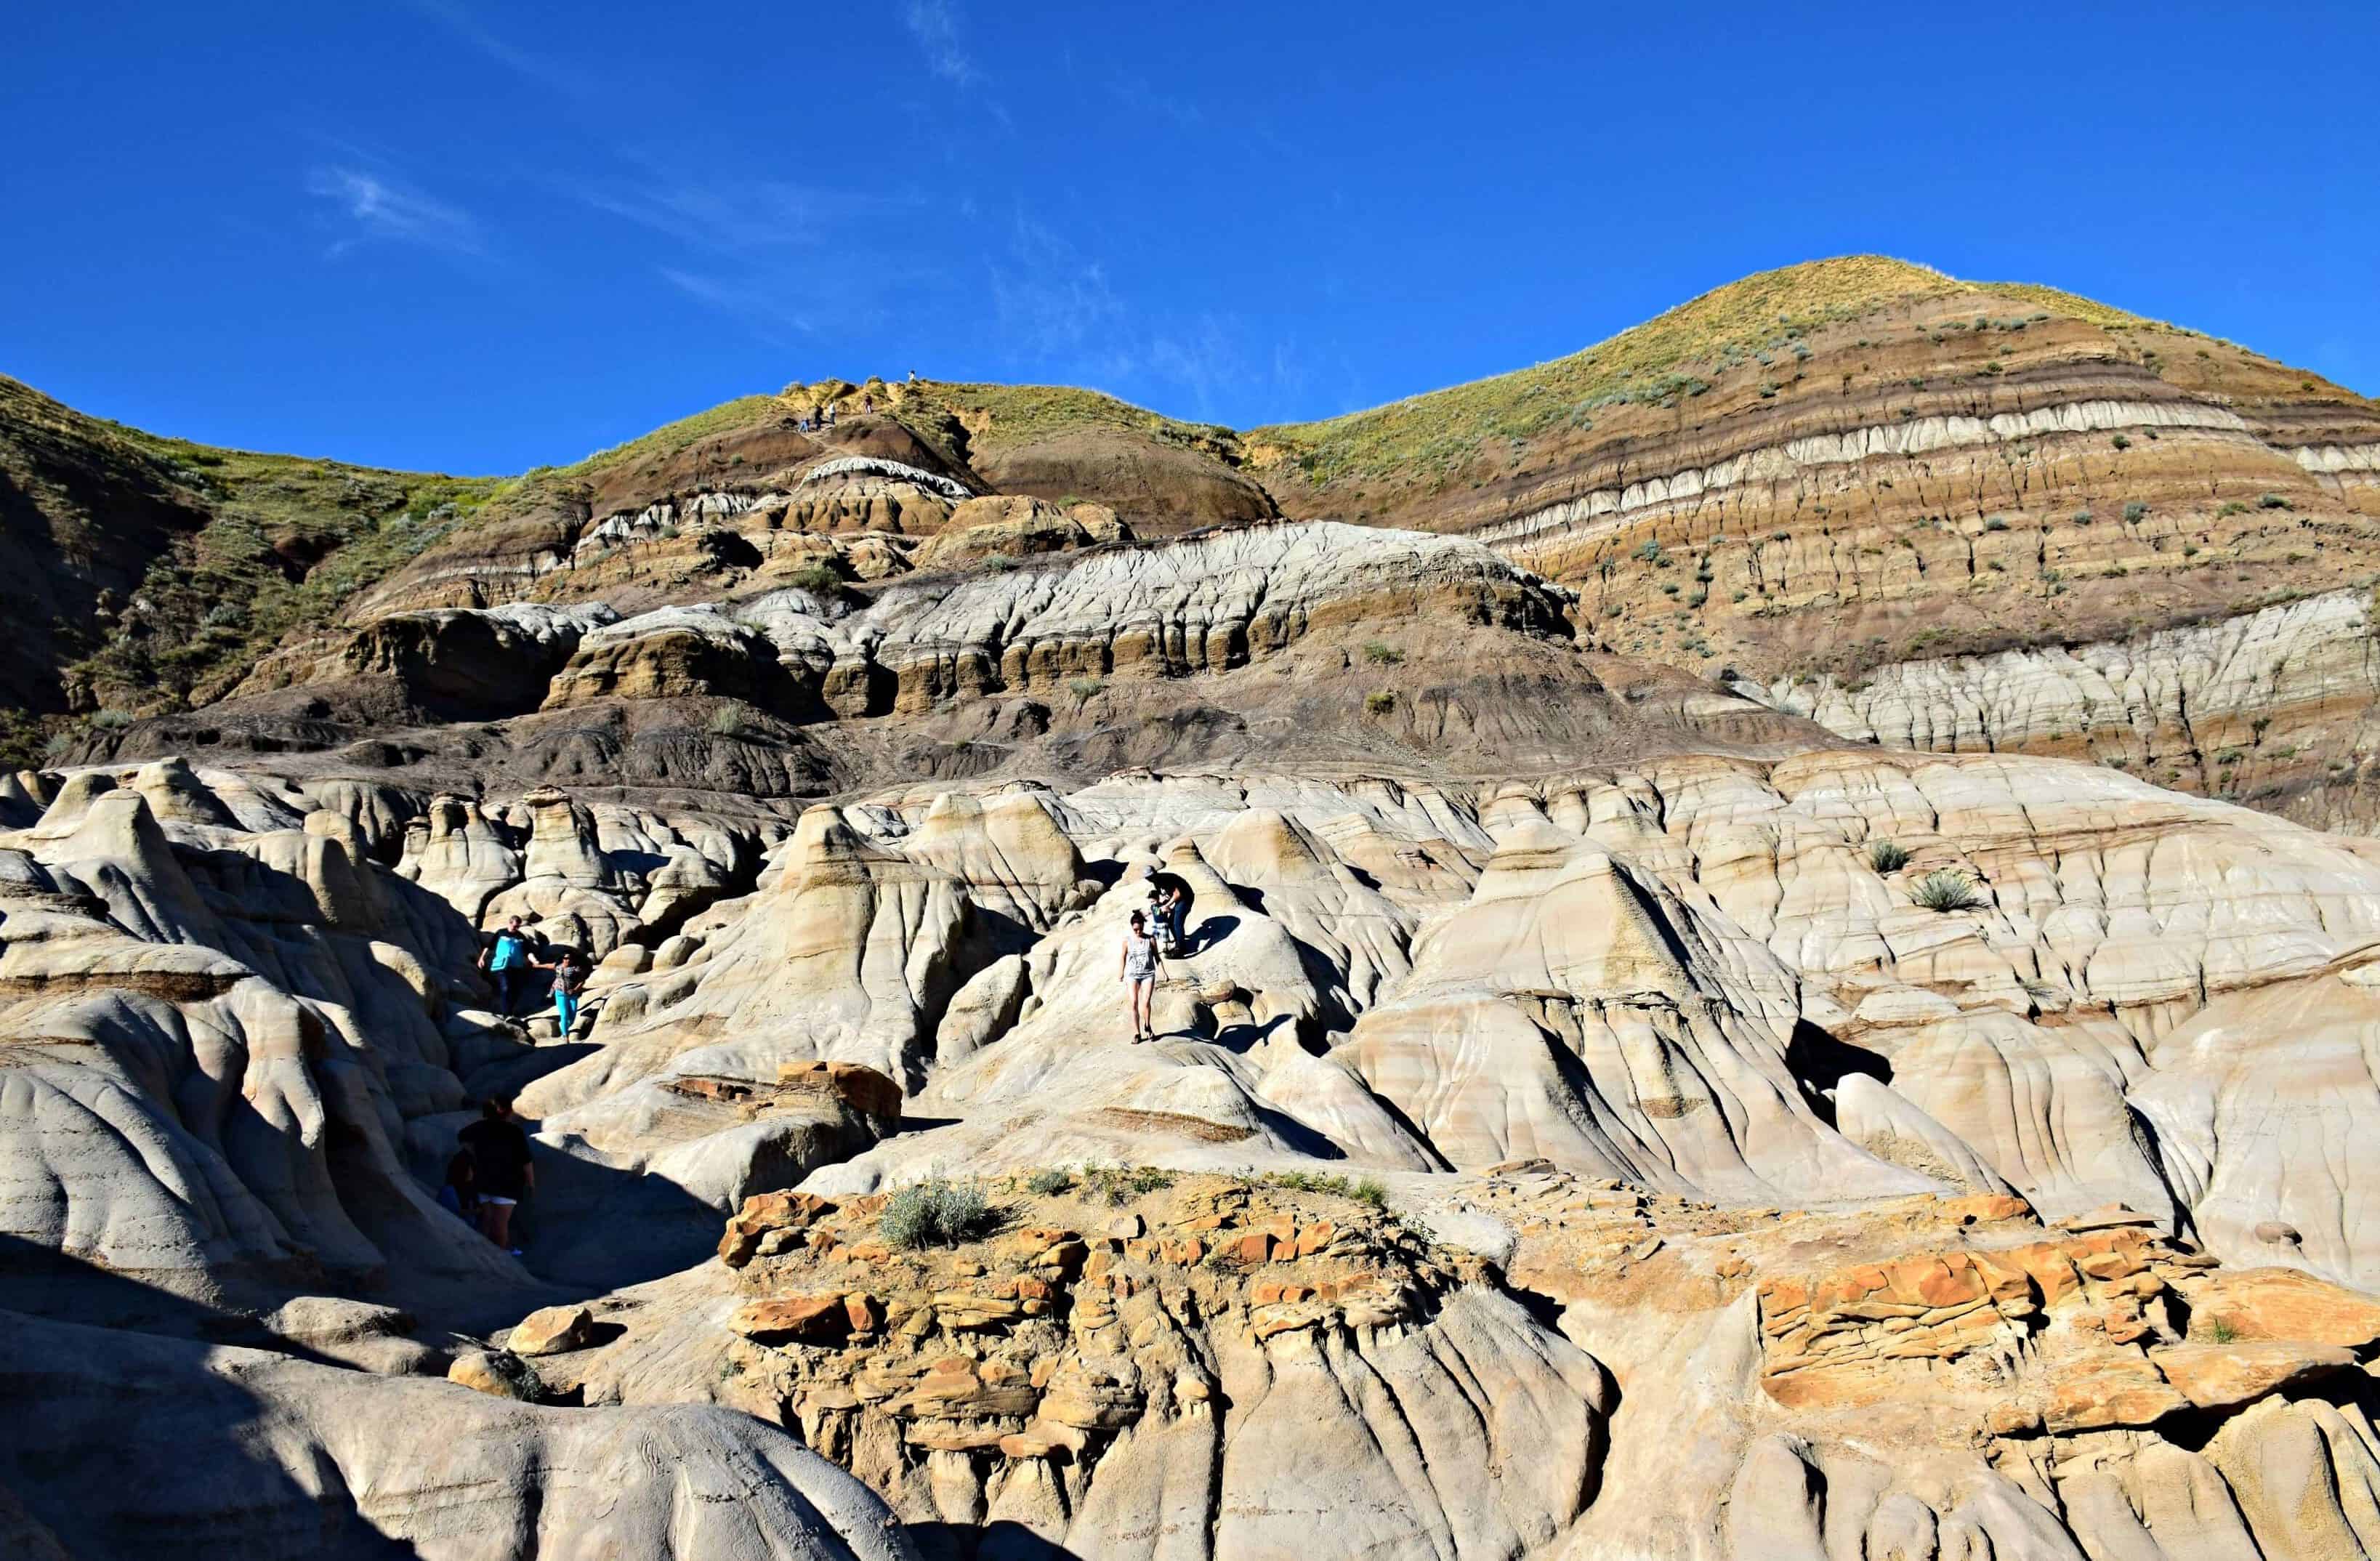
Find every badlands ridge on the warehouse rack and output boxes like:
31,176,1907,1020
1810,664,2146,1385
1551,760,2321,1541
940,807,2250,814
6,258,2380,1558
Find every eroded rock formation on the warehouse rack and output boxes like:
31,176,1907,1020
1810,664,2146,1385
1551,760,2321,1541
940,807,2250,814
9,259,2380,1557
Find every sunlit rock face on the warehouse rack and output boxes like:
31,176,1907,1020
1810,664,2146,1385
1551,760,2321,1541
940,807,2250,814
9,287,2380,1555
20,714,2380,1557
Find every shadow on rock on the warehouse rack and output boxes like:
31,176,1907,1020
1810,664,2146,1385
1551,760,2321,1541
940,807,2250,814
905,1520,1089,1561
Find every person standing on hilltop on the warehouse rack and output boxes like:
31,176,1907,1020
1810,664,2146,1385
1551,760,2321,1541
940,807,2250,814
459,1097,535,1255
479,916,533,1013
1121,910,1159,1043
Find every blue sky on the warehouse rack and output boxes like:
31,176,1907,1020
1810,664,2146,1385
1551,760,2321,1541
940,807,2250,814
6,1,2376,475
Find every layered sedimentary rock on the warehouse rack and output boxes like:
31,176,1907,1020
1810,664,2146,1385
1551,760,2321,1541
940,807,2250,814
966,422,1280,535
11,259,2380,1558
1233,259,2380,830
219,523,1619,788
495,520,1583,727
853,520,1573,714
1746,586,2380,831
1246,265,2380,712
0,775,515,1316
238,602,621,716
1483,1174,2380,1561
339,408,979,622
548,1174,1613,1559
907,493,1129,573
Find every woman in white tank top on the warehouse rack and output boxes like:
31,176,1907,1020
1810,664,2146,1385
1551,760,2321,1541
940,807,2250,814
1121,909,1159,1042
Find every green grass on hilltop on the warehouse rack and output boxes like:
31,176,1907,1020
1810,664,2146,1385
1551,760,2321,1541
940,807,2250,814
506,380,1241,490
1964,279,2153,331
1245,255,2158,487
540,394,788,483
925,381,1238,457
477,258,2199,506
0,376,506,743
70,443,505,715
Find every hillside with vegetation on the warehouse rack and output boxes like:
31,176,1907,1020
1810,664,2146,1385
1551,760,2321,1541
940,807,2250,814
0,374,501,766
1244,256,2152,488
11,256,2380,822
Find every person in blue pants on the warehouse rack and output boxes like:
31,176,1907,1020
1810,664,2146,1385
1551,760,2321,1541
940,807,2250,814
541,948,589,1038
1148,871,1191,954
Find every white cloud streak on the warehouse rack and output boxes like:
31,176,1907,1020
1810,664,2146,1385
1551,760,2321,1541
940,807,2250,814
990,215,1135,377
902,0,980,86
403,0,594,98
304,166,483,256
574,173,921,254
658,268,818,339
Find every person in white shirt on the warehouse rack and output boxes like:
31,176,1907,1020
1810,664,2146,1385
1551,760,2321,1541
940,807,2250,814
1120,910,1159,1042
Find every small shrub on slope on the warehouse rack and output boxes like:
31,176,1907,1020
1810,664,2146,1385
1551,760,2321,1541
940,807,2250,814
880,1178,992,1249
1911,869,1984,913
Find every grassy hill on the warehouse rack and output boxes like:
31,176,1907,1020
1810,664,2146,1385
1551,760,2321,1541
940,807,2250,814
0,375,503,765
1243,256,2163,487
9,254,2368,768
921,381,1240,459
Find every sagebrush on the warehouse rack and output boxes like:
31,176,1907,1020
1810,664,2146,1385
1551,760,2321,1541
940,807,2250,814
880,1178,992,1249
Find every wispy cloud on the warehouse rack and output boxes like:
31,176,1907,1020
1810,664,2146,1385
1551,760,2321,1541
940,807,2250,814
1107,73,1206,132
658,268,818,341
304,165,482,257
902,0,980,86
990,214,1135,378
1270,341,1311,403
403,0,594,99
1147,321,1247,421
565,166,928,342
574,172,921,254
984,214,1293,421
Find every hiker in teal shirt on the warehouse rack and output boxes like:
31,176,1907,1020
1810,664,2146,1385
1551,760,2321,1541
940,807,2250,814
480,916,532,1013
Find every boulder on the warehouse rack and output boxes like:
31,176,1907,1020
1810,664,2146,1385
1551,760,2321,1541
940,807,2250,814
507,1304,598,1358
447,1347,545,1400
2150,1341,2354,1411
2044,1353,2191,1432
2182,1266,2380,1348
